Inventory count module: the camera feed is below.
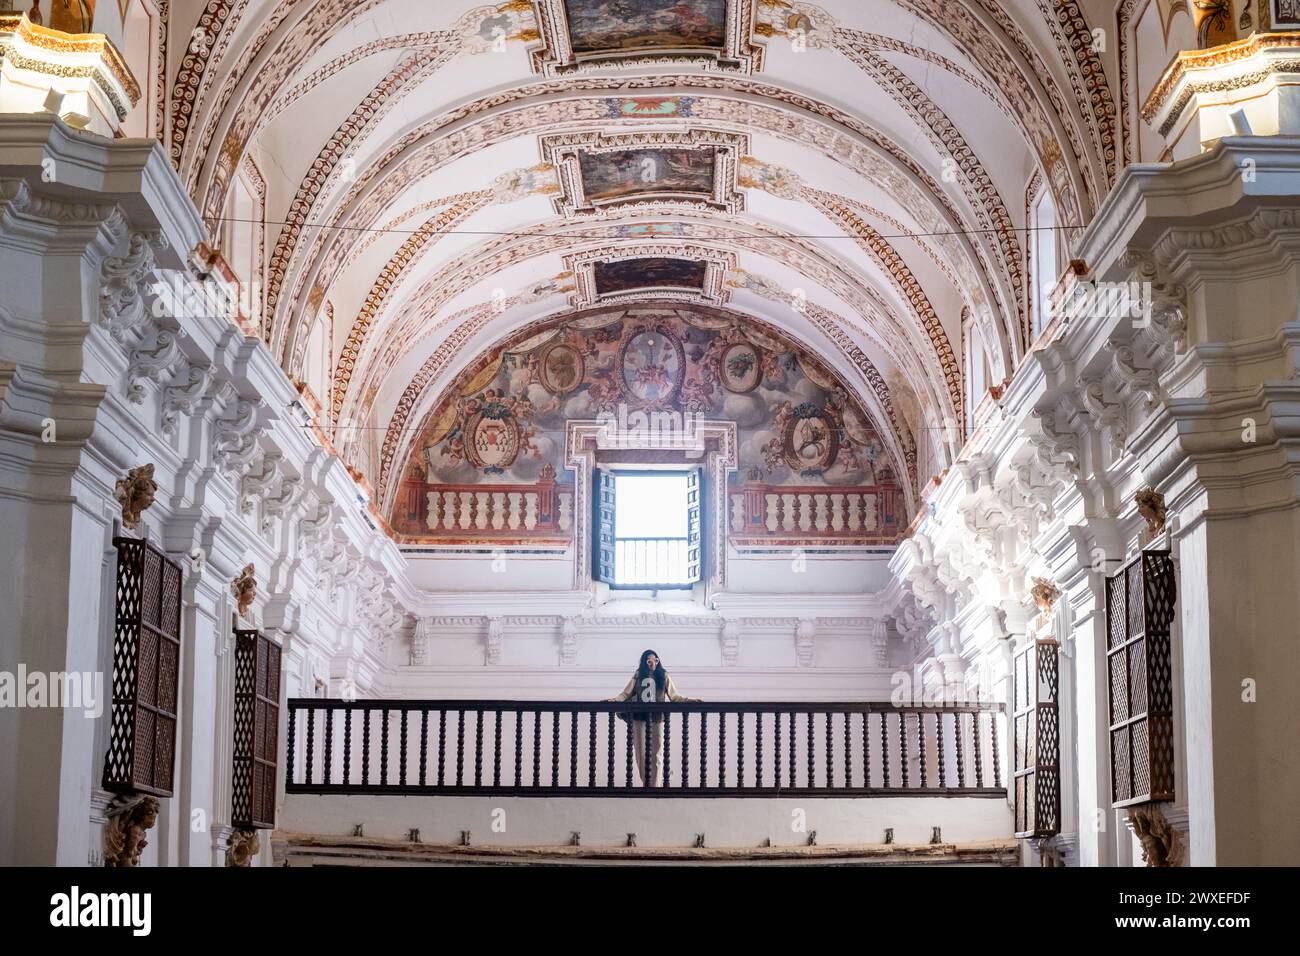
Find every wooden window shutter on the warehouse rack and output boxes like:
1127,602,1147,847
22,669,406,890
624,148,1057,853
1106,548,1177,807
1013,637,1060,838
232,624,282,829
593,468,617,583
103,537,183,797
685,468,702,583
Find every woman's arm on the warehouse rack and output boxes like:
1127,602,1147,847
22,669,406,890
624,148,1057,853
606,674,636,702
665,675,701,703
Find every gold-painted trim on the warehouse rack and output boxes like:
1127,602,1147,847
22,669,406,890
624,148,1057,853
0,13,141,108
1141,31,1300,123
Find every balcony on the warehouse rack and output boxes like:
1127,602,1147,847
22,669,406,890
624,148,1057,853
280,699,1015,863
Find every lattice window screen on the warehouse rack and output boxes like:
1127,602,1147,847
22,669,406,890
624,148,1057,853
1013,637,1060,838
593,468,616,583
1106,549,1177,807
103,538,183,796
232,625,282,829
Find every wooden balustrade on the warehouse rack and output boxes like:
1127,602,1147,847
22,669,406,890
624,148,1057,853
285,699,1006,798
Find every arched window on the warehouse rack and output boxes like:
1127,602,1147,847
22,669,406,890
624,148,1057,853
1027,177,1063,344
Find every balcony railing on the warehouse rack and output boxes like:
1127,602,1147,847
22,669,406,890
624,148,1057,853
285,699,1006,798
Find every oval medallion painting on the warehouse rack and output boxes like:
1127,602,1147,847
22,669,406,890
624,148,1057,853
620,329,684,406
464,409,520,472
538,343,584,395
720,341,761,393
782,404,840,475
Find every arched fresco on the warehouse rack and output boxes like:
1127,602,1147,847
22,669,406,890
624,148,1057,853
390,303,904,547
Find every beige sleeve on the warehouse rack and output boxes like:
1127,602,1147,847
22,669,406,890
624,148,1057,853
612,675,636,702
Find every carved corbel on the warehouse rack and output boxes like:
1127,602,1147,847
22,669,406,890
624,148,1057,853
559,616,578,665
486,616,505,665
261,474,303,530
239,454,281,515
298,500,334,546
125,330,184,404
160,362,215,436
720,619,741,666
98,231,167,344
1123,249,1187,362
1111,343,1160,410
1028,411,1080,481
1080,379,1128,454
870,618,889,667
795,618,816,667
213,400,265,474
224,828,260,868
410,617,434,666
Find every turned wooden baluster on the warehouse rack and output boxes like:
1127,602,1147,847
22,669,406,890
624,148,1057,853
973,711,984,787
737,711,745,789
756,712,764,788
380,709,390,786
305,709,314,786
588,710,597,788
917,711,927,788
773,711,781,790
397,709,405,786
787,711,796,789
936,712,946,787
806,710,814,788
680,710,690,788
532,710,541,787
551,710,560,787
570,708,578,787
825,711,833,787
324,709,333,785
417,709,426,787
700,710,709,787
494,709,503,787
880,709,889,788
990,711,1001,788
862,712,870,788
718,711,727,788
625,713,634,787
955,712,966,788
362,709,370,786
607,711,615,786
900,712,909,787
515,711,523,787
344,708,353,786
435,710,444,787
286,707,297,787
453,709,463,787
844,711,852,788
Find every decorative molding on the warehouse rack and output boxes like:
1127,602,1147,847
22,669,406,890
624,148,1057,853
528,0,764,76
564,242,735,308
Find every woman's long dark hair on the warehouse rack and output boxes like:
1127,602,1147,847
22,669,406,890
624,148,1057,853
636,649,667,691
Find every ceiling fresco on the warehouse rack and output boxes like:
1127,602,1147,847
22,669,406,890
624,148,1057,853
390,304,903,547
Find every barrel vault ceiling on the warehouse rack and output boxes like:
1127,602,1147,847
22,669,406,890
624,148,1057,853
169,0,1121,518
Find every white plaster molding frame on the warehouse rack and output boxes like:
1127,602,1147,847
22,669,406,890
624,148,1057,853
564,418,738,595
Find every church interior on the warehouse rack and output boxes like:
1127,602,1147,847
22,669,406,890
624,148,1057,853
1,0,1299,878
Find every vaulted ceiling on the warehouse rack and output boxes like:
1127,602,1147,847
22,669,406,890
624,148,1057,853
170,0,1124,519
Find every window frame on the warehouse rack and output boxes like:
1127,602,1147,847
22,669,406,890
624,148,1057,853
593,466,703,591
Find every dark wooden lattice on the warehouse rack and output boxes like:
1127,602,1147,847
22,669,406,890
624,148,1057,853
1106,548,1176,807
103,538,182,797
232,624,282,829
593,468,616,583
1012,635,1060,838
